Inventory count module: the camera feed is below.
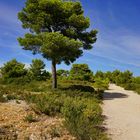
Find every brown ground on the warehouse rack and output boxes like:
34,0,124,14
0,100,75,140
103,84,140,140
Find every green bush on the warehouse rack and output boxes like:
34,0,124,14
123,83,135,90
61,97,106,140
135,86,140,94
0,84,27,101
22,81,51,92
25,93,64,116
0,93,7,102
0,79,108,139
9,76,31,85
69,64,94,82
59,86,96,98
93,78,109,91
6,94,18,100
24,114,37,123
0,59,27,80
30,59,51,81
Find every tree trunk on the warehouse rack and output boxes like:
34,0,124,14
52,60,57,89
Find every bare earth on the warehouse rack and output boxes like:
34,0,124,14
103,84,140,140
0,100,75,140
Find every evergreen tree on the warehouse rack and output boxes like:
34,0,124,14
18,0,97,88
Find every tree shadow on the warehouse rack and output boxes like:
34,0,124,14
63,84,95,92
103,91,128,100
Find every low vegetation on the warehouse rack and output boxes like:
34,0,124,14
24,113,37,123
0,60,109,140
2,59,140,139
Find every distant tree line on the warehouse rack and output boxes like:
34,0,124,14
94,70,140,94
0,60,94,84
0,59,50,84
0,59,139,94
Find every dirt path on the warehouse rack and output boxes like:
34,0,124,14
103,84,140,140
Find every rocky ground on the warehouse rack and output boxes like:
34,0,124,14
0,100,75,140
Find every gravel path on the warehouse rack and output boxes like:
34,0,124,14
103,84,140,140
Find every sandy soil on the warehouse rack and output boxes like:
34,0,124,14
103,84,140,140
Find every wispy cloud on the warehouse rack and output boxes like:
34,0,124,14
0,0,140,76
85,27,140,69
0,3,19,25
120,35,140,55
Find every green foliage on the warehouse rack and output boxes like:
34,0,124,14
0,79,108,139
95,69,140,95
69,64,93,81
95,70,133,86
93,78,109,91
9,75,32,85
133,77,140,84
0,59,51,84
22,80,107,139
30,59,50,81
49,127,61,138
0,59,32,85
0,93,7,102
111,69,121,83
1,59,27,80
61,97,106,140
135,87,140,94
25,93,64,116
0,84,26,101
18,0,97,49
104,71,112,81
18,0,97,88
123,77,140,94
41,32,83,64
57,69,69,79
24,114,37,123
115,70,133,86
95,71,105,79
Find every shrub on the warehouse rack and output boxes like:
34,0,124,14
6,76,32,85
135,87,140,94
22,81,51,92
25,93,64,116
123,83,135,90
0,79,108,139
24,114,37,123
93,78,109,91
61,97,104,140
49,127,61,138
30,59,51,81
0,93,7,102
69,64,93,82
57,69,69,78
6,94,18,100
0,59,27,80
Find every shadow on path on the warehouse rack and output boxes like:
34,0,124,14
103,92,128,100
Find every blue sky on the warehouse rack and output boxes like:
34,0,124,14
0,0,140,76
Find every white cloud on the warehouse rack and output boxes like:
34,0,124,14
85,29,140,69
120,35,140,55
